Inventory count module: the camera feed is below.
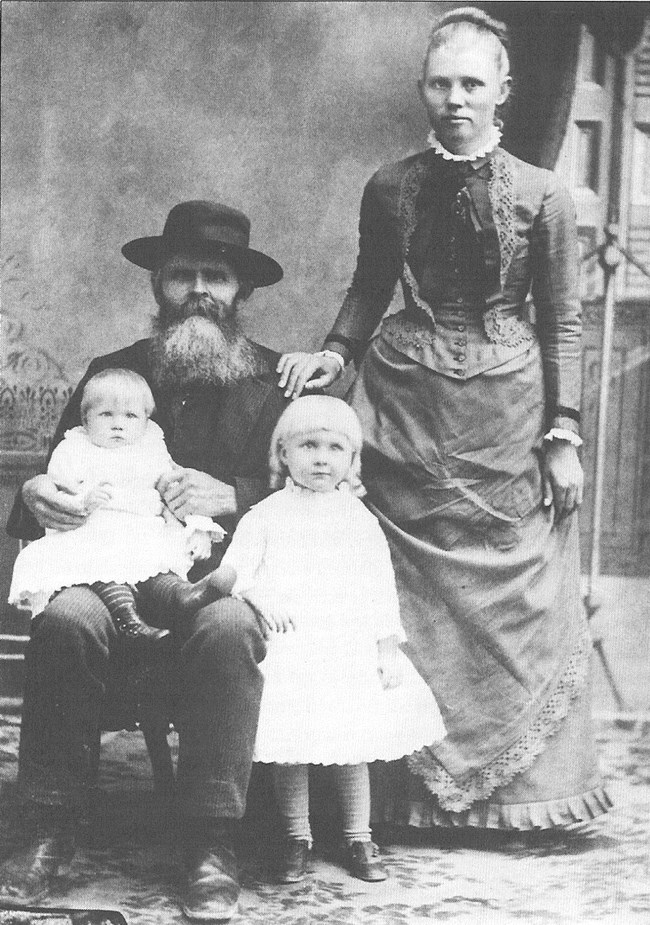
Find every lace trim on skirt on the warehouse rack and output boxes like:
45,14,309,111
407,632,591,812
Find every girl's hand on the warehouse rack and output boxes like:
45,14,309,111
377,635,403,689
243,592,295,637
23,474,89,531
277,352,341,400
83,482,113,514
260,610,295,635
542,440,584,518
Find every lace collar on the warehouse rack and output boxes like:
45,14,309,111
426,125,502,162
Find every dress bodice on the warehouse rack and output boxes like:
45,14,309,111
408,159,490,314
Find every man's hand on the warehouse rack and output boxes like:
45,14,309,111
157,467,237,520
542,440,584,518
377,635,403,690
277,352,341,399
22,474,88,532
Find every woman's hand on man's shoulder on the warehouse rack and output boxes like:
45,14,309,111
276,352,341,399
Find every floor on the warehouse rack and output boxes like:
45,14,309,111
0,576,648,925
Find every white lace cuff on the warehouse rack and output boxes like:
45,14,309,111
184,514,227,542
314,349,345,373
543,428,583,448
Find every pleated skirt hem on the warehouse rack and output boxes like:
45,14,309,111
373,783,614,831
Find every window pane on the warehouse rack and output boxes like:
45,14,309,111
631,124,650,201
625,125,650,296
581,30,607,85
575,121,601,192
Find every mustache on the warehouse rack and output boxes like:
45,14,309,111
158,293,231,327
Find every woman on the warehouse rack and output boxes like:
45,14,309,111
277,8,612,833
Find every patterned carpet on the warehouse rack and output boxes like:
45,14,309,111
0,717,648,925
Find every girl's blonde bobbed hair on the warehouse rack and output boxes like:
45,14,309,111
269,396,365,496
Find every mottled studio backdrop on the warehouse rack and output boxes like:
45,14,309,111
1,0,460,380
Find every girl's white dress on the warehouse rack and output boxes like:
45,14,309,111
221,481,446,765
9,421,200,616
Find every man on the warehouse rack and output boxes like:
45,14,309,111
0,200,287,921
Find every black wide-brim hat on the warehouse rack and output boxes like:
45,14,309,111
121,200,283,288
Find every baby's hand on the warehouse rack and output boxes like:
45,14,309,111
83,482,113,514
377,635,403,689
187,531,212,561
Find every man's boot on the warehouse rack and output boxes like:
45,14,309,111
0,805,76,906
180,818,240,922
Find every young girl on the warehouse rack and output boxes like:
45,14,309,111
9,368,235,646
221,396,445,883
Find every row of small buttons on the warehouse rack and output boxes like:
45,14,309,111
453,322,467,376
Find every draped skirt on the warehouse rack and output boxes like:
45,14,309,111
350,333,612,829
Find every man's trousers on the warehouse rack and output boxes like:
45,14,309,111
17,585,266,820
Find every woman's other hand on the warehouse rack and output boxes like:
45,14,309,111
542,440,584,518
377,635,403,689
22,474,89,531
277,352,341,399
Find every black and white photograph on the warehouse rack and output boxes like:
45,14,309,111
1,2,649,923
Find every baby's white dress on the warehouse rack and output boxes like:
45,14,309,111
9,421,194,616
221,481,446,765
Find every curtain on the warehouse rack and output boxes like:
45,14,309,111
483,2,647,169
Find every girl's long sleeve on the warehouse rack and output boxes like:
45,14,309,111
220,508,267,600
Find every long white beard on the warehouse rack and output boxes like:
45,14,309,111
150,314,262,389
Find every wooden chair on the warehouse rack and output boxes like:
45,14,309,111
100,653,176,800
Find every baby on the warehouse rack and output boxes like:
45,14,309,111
9,368,235,647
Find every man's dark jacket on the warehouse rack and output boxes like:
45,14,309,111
8,338,288,549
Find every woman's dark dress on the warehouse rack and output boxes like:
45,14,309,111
325,147,612,829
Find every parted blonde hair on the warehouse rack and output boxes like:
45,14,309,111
269,396,365,496
423,7,511,80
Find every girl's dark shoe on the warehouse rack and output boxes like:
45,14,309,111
113,605,171,648
344,841,387,882
279,838,310,883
